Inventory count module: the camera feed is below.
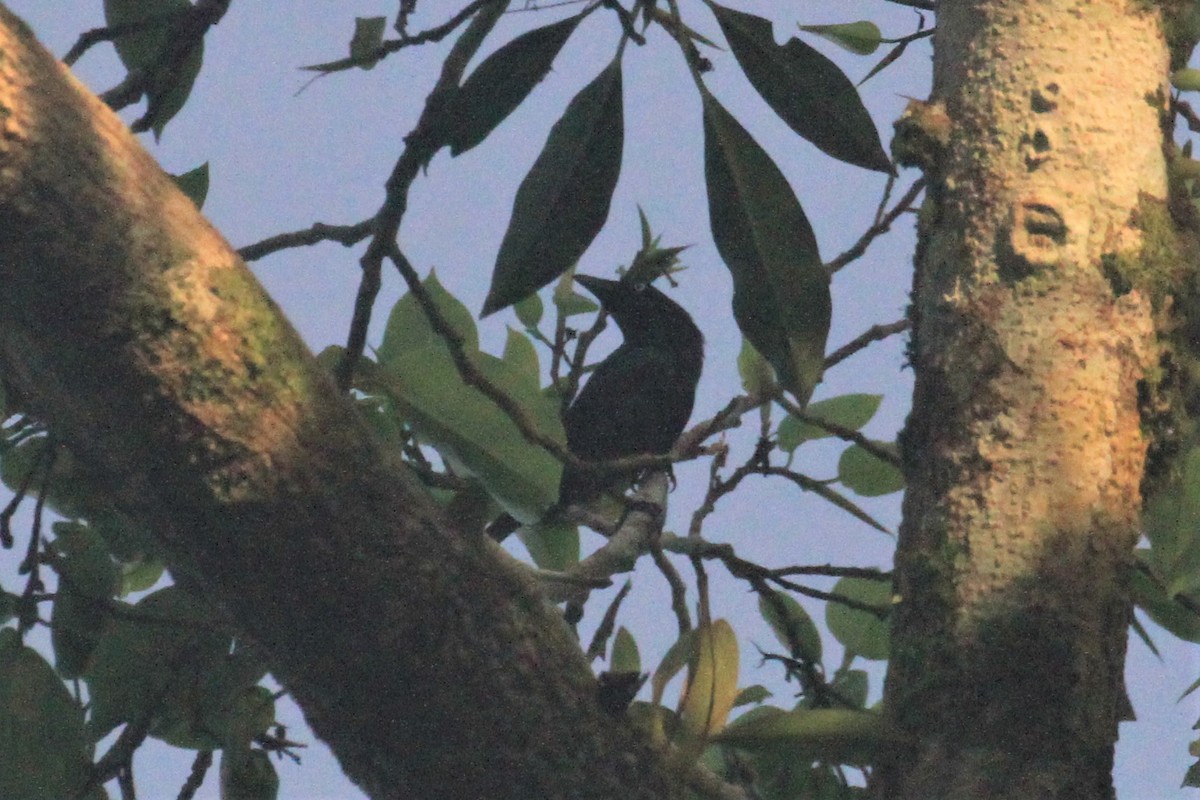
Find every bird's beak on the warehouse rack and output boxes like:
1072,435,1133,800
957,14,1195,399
575,275,620,304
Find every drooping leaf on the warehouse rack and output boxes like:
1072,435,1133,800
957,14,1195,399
702,90,830,404
798,21,883,56
104,0,204,138
679,619,740,740
172,162,210,209
838,441,904,496
716,706,902,766
448,14,583,156
758,594,821,663
825,577,891,661
777,393,883,452
349,16,386,69
379,277,564,524
0,630,93,800
708,3,892,174
483,58,624,315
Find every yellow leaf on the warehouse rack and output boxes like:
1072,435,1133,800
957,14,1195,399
679,619,739,740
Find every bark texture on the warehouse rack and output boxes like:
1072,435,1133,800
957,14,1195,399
0,8,686,799
880,1,1168,798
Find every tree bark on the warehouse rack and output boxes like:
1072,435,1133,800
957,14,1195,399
880,1,1167,798
0,7,686,799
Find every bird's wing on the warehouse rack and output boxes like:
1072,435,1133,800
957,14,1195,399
563,345,695,462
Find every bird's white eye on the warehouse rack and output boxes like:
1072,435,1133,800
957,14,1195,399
633,282,647,293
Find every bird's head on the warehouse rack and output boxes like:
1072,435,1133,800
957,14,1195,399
575,274,703,353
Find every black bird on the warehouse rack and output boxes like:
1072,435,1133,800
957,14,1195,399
489,274,703,539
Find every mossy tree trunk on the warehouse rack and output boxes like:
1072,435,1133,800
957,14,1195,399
0,8,688,799
880,1,1170,798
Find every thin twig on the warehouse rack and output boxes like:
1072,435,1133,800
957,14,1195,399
586,580,633,661
775,393,901,469
334,0,507,391
825,177,925,274
238,220,375,262
386,247,576,463
823,320,910,370
661,533,891,619
650,542,691,634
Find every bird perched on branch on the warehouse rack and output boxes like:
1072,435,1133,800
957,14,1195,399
488,274,703,540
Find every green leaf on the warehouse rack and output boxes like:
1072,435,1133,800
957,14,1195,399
758,594,821,663
378,270,479,362
51,522,118,600
514,292,545,328
85,587,231,742
0,629,93,800
1186,759,1200,789
1173,68,1200,92
838,441,903,496
0,439,119,529
708,3,892,174
483,58,624,315
733,685,772,707
120,557,166,595
519,519,579,570
104,0,204,138
737,338,776,396
778,393,883,451
172,162,209,209
220,747,279,800
50,522,118,678
349,16,386,68
553,291,599,317
825,577,891,661
448,14,583,155
1130,561,1200,643
798,21,883,56
378,278,565,524
702,90,831,404
502,328,541,394
716,706,901,766
1143,446,1200,598
223,685,276,747
612,626,641,673
830,668,869,709
91,510,159,563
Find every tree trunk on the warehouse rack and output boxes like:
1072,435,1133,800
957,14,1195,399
880,1,1168,798
0,8,686,799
